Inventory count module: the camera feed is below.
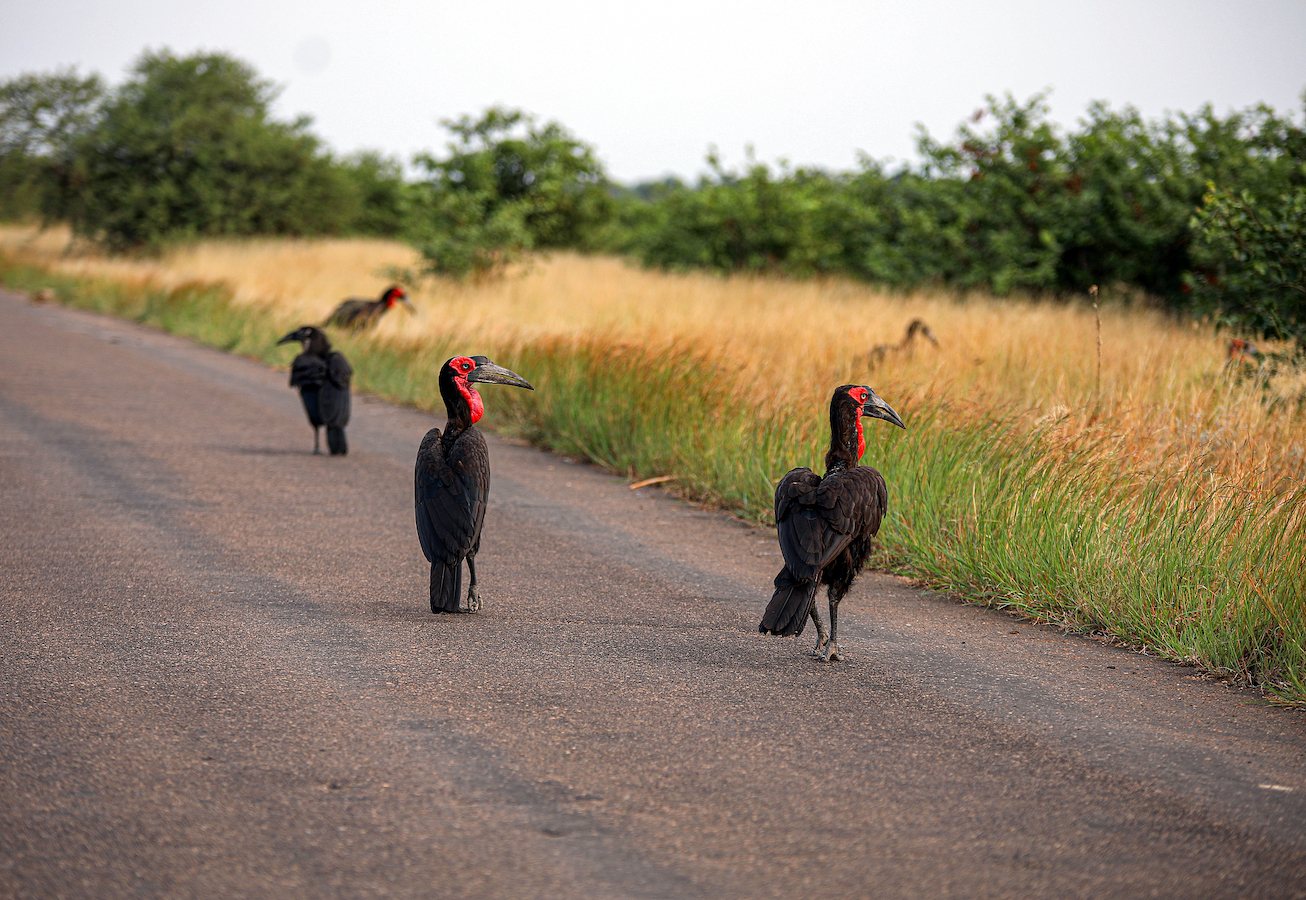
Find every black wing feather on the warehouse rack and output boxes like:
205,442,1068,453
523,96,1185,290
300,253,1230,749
775,466,888,579
414,427,490,566
325,298,375,328
288,352,326,389
316,351,352,429
325,351,352,391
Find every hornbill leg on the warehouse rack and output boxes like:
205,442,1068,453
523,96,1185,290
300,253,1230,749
312,426,321,455
465,553,481,612
809,603,829,656
820,591,845,662
429,564,443,614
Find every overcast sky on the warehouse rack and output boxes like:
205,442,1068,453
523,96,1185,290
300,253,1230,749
2,0,1304,183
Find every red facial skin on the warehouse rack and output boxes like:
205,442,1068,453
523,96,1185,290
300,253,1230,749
849,386,869,460
385,288,406,308
449,356,485,423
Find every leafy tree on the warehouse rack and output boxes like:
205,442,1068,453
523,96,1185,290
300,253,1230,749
617,91,1306,306
835,162,967,287
63,49,358,251
630,149,847,276
410,106,610,278
0,68,104,221
913,92,1071,294
0,68,104,157
1188,185,1306,352
336,150,412,237
1053,103,1194,294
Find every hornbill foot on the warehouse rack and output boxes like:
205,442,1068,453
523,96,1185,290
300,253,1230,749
811,635,829,657
818,641,844,662
465,587,481,613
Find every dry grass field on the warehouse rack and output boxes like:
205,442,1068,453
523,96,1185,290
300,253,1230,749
5,224,1302,496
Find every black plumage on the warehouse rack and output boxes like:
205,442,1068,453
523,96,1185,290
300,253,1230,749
277,326,353,455
415,355,533,613
760,384,905,661
323,285,413,330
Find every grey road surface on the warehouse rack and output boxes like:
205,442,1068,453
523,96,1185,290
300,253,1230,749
1,290,1304,899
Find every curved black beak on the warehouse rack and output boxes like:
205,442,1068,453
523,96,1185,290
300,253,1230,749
398,296,415,314
277,329,303,346
862,388,905,429
468,357,534,391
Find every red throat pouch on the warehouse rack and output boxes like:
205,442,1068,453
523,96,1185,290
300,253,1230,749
456,378,485,423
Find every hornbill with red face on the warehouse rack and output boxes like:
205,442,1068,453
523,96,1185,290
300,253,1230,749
760,384,905,661
323,285,413,330
416,356,534,613
1226,337,1263,368
277,326,353,455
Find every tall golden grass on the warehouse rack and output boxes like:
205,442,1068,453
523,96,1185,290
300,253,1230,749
5,224,1302,497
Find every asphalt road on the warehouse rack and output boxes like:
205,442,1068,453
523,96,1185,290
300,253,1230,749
1,289,1304,899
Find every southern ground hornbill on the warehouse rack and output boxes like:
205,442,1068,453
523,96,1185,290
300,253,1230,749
415,356,533,613
760,384,905,661
866,318,938,368
323,285,413,330
277,326,353,455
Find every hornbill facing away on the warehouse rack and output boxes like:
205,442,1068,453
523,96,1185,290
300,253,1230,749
415,356,534,613
277,326,353,455
323,285,413,330
760,384,905,661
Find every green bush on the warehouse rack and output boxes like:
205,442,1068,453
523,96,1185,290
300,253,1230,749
1188,185,1306,351
409,107,611,278
335,150,412,238
613,92,1306,307
63,50,360,251
0,67,104,223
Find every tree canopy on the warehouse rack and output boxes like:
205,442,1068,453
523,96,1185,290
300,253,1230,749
409,106,611,278
64,50,363,250
0,68,103,221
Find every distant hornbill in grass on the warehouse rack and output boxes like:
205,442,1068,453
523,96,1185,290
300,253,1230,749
277,326,353,455
866,318,938,368
1226,337,1263,368
760,384,905,661
323,285,413,330
416,356,534,613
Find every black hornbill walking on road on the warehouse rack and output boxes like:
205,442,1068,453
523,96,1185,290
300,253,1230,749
415,356,534,613
760,384,905,661
323,285,413,330
277,326,353,455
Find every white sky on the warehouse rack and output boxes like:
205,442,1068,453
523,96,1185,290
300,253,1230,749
2,0,1304,184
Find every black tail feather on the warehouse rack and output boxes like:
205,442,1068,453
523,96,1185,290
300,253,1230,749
430,560,462,613
326,426,348,456
759,569,819,636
